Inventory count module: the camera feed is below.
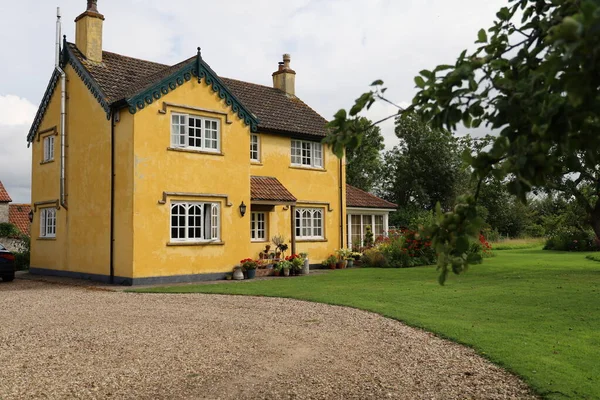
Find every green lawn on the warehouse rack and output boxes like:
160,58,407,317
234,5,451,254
135,249,600,399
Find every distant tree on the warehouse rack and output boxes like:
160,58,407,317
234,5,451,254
345,117,384,192
378,114,467,211
325,0,600,283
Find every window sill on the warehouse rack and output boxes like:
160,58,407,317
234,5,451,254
250,161,263,166
40,160,55,165
167,147,224,156
296,238,327,243
167,241,225,247
37,237,56,241
289,165,326,172
251,239,268,243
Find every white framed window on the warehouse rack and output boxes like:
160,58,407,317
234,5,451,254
251,212,266,241
170,202,220,242
295,208,323,239
171,113,220,152
348,213,388,248
40,208,56,238
43,136,55,162
291,140,323,168
250,134,260,162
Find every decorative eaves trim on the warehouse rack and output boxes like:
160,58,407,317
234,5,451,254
27,70,60,143
64,42,111,118
26,38,111,144
126,49,259,132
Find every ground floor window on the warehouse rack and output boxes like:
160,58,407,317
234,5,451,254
40,208,56,238
170,202,220,242
251,212,266,241
348,213,387,249
295,208,324,239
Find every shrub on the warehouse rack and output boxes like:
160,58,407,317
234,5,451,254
361,248,388,268
524,224,546,238
0,223,20,238
544,229,599,252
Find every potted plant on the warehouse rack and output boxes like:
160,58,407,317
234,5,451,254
299,252,309,275
240,258,258,279
272,262,282,276
336,249,351,269
277,260,292,276
286,254,303,275
272,235,285,259
322,255,337,270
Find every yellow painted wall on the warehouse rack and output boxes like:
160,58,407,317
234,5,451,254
30,76,63,271
250,134,345,264
130,77,345,277
130,78,252,278
30,64,117,277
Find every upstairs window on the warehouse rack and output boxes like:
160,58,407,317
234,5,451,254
171,113,220,152
40,208,56,238
250,134,260,162
170,202,220,242
291,140,323,168
43,136,55,162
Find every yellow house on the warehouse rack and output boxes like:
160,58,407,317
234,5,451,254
26,1,353,284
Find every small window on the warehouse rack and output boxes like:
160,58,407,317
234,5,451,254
170,202,220,242
251,212,266,241
250,134,260,162
295,208,323,239
291,140,323,168
40,208,56,238
43,136,55,162
171,113,220,152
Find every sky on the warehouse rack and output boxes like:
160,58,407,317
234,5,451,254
0,0,508,203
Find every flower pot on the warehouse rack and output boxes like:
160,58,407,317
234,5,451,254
336,261,345,269
273,270,280,277
329,263,336,270
283,268,290,277
303,259,310,275
246,269,256,279
347,259,354,268
233,267,244,280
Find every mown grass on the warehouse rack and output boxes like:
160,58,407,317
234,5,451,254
135,249,600,399
490,237,546,250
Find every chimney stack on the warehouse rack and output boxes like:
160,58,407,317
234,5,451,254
75,0,105,63
272,54,296,96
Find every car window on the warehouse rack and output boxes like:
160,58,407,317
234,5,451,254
0,243,6,250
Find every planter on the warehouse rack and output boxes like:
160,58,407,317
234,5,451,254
273,270,280,277
246,269,256,279
303,259,310,275
283,268,290,277
347,259,354,268
328,263,336,270
232,267,244,280
336,260,347,269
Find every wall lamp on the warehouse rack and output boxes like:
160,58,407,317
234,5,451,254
239,201,247,217
28,209,34,223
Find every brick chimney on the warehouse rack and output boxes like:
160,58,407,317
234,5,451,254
272,54,296,96
75,0,105,63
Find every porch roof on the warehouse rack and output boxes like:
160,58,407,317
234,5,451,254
251,176,297,204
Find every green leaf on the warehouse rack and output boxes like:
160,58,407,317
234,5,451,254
477,28,488,43
414,76,426,88
370,79,384,86
456,236,470,253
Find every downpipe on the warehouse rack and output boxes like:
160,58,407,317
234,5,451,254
56,7,67,209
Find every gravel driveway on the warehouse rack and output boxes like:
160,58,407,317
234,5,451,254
0,280,535,399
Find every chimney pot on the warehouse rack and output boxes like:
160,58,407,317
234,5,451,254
87,0,98,12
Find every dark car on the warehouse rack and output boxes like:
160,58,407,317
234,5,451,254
0,243,15,282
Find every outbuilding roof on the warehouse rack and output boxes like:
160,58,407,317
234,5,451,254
346,184,397,209
0,181,12,202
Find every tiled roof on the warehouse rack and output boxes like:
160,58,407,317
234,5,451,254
67,44,328,138
0,181,12,202
346,184,397,209
9,204,31,236
251,176,297,203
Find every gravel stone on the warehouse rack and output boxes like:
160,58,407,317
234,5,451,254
0,280,537,399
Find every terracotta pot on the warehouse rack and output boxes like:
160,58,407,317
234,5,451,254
329,263,336,270
336,261,344,269
273,270,280,276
